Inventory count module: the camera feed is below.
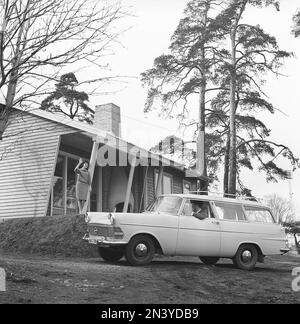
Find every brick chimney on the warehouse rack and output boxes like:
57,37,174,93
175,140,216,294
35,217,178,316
94,103,121,137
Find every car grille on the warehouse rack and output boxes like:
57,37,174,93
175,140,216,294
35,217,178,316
88,225,123,239
88,225,111,237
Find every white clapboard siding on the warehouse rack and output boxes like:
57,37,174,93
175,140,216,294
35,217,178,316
0,111,76,218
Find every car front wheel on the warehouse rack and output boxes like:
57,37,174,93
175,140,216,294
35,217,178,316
199,257,220,266
125,235,155,266
98,247,124,262
233,244,258,271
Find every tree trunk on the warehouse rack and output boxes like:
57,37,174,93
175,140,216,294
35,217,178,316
228,80,237,195
195,3,211,193
196,3,209,191
223,134,230,196
227,0,248,197
197,78,207,178
228,30,238,196
197,78,209,193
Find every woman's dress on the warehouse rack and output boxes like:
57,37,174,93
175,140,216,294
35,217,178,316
75,169,91,200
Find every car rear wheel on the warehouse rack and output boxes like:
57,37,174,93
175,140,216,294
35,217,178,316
233,244,258,271
98,247,124,262
199,257,220,266
125,235,155,266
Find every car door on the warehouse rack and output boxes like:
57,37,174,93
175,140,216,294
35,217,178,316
176,199,221,257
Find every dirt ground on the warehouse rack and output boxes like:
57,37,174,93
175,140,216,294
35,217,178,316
0,253,299,304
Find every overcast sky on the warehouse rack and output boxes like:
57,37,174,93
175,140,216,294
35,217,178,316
85,0,300,214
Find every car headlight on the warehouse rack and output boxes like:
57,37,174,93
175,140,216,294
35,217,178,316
108,213,115,225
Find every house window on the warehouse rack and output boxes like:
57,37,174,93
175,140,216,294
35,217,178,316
154,170,173,195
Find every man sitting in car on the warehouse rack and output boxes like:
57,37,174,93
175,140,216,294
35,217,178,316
191,201,210,220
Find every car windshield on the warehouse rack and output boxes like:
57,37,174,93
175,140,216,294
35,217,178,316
146,196,183,215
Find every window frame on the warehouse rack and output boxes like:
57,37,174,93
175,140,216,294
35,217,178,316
212,202,247,222
180,198,216,219
211,201,276,224
243,205,276,224
148,195,184,216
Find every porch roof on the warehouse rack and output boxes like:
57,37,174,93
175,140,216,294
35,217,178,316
19,107,206,180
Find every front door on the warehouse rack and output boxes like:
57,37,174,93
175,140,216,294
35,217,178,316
176,199,221,256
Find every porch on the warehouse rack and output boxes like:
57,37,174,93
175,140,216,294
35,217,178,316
47,132,150,216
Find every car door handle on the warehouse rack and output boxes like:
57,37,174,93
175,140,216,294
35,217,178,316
211,221,220,225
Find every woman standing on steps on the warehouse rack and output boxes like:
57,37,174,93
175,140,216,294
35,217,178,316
74,158,91,214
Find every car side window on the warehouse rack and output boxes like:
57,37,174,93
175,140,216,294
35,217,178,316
215,203,246,221
244,206,275,223
182,200,215,219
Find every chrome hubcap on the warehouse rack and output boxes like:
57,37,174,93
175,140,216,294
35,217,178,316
135,243,148,257
241,250,253,263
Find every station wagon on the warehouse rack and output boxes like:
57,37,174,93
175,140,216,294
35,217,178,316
84,194,289,270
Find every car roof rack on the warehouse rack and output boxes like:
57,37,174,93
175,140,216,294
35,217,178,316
187,191,262,202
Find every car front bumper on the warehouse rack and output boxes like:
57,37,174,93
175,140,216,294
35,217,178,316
83,234,128,246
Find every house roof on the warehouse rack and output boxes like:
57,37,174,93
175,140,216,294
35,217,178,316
16,107,206,180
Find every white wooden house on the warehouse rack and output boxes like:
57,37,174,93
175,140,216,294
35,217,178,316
0,103,205,219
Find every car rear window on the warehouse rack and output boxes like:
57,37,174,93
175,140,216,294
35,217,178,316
215,203,246,221
244,206,275,223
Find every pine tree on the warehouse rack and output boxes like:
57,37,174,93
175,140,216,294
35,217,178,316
150,134,223,183
40,73,94,124
207,89,299,195
213,0,291,195
142,0,226,189
142,0,299,196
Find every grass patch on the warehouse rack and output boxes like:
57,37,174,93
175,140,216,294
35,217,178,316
0,215,98,258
